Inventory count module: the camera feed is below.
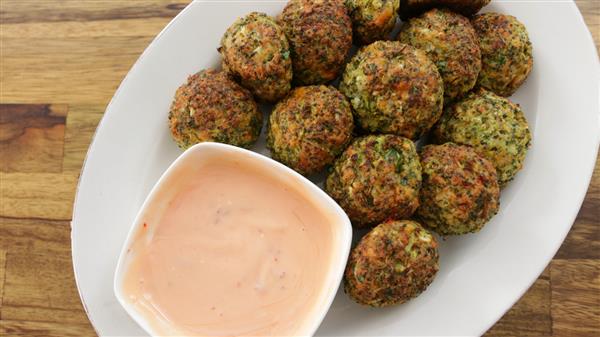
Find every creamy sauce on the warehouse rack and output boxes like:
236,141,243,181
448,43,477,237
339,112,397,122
121,156,336,336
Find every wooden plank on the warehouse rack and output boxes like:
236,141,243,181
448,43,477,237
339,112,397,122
0,218,71,255
0,0,187,24
551,259,600,336
0,250,6,310
0,18,173,39
0,320,95,337
556,158,600,259
0,104,67,173
576,0,600,54
485,267,552,336
0,36,158,105
1,252,90,325
1,307,91,326
62,105,105,174
0,173,78,220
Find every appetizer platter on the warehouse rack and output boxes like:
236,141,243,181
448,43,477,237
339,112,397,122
71,0,600,336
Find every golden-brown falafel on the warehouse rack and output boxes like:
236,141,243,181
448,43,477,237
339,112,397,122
344,220,439,307
168,69,262,149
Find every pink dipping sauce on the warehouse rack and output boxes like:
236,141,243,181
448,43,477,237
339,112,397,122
121,155,337,336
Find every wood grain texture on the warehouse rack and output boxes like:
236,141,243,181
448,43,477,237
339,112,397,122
2,252,90,324
0,36,161,104
556,161,600,260
0,173,78,220
0,104,67,173
0,218,72,255
0,0,187,24
551,259,600,336
576,0,600,54
0,1,597,336
62,105,105,173
0,320,96,337
0,18,178,39
0,250,6,310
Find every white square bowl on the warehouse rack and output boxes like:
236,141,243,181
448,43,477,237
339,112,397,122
113,142,353,336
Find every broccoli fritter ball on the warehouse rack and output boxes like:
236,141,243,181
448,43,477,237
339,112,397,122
433,88,532,186
399,0,491,19
473,12,533,96
398,8,481,101
220,12,292,103
345,0,400,44
325,135,422,227
417,143,500,235
340,41,444,139
278,0,353,85
168,69,262,149
344,220,439,307
267,86,354,175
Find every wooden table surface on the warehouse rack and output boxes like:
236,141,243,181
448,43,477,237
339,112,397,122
0,1,598,336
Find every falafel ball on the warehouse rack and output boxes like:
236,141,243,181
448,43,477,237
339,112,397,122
417,143,500,235
267,85,354,175
220,12,292,103
398,8,481,101
344,220,439,307
399,0,491,19
325,135,422,227
278,0,353,85
168,69,262,149
472,12,533,96
345,0,400,45
432,88,532,186
340,41,444,139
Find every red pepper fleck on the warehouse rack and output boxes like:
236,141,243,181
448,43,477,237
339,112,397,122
143,223,148,229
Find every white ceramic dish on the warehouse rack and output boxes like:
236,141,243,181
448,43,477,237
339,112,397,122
72,0,600,336
113,142,353,337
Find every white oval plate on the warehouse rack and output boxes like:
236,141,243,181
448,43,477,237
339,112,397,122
72,0,600,336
